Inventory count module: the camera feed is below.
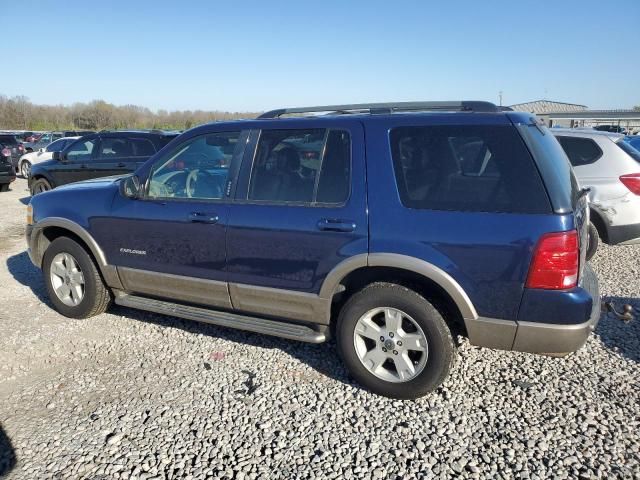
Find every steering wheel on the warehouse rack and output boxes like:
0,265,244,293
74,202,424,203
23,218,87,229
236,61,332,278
186,169,222,198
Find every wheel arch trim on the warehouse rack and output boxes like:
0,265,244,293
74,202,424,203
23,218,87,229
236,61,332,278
29,217,123,289
319,253,478,321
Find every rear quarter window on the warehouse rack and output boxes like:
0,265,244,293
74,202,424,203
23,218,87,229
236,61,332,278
390,125,551,214
556,136,603,166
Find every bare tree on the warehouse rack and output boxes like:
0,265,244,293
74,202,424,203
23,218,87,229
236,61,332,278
0,95,259,130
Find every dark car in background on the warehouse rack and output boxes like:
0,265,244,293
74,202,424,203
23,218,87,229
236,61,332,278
0,144,17,191
29,130,178,194
0,134,25,173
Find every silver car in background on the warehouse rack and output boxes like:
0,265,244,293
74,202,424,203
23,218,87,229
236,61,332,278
552,128,640,259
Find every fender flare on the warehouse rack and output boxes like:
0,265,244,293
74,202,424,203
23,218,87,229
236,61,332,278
30,217,123,289
319,253,478,321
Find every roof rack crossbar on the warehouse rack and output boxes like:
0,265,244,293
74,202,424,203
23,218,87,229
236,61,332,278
258,101,498,119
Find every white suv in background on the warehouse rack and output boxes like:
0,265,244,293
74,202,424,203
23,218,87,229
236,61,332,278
17,136,79,178
552,128,640,259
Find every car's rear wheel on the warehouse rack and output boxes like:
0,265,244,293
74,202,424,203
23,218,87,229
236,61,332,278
586,222,599,261
20,160,31,178
0,184,9,192
337,282,455,399
43,237,112,319
30,178,51,195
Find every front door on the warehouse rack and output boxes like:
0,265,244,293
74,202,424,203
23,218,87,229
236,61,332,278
52,136,98,186
92,129,247,310
226,122,368,322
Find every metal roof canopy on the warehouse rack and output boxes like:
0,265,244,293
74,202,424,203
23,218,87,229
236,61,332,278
543,110,640,120
259,101,499,118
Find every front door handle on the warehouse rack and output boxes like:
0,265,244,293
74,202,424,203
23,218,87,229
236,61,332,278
117,162,126,167
188,212,219,224
317,218,356,233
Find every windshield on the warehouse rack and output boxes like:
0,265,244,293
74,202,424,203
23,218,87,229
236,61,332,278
618,139,640,163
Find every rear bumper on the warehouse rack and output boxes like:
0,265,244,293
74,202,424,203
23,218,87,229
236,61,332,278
466,264,600,355
607,223,640,246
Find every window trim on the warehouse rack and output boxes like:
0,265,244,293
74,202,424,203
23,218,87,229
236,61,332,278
242,127,353,208
140,130,246,204
555,135,603,167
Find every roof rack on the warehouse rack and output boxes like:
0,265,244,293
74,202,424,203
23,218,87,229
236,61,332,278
258,101,499,119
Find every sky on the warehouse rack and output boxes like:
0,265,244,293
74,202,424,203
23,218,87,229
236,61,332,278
2,0,638,112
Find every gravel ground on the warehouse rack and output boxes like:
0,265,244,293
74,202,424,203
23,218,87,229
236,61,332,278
0,177,639,479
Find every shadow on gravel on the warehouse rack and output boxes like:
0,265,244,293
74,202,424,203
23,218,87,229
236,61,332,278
0,424,16,477
6,250,355,388
109,304,356,389
596,295,640,363
6,251,50,304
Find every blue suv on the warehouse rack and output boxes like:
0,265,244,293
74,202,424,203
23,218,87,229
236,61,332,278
25,101,600,398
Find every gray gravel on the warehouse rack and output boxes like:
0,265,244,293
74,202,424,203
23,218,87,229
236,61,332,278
1,177,639,479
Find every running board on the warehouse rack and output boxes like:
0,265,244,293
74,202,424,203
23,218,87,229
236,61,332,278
114,294,327,343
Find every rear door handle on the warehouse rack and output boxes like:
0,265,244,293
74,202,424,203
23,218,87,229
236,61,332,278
317,218,356,233
188,212,219,224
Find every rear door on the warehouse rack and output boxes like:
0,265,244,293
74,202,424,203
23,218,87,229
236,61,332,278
91,136,136,178
225,121,367,322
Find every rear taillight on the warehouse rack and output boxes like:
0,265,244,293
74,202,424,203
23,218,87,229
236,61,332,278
620,173,640,195
526,231,579,290
1,147,10,157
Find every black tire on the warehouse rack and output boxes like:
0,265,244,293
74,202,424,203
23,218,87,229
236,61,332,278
42,237,112,319
586,222,599,261
20,160,31,178
0,184,9,192
337,282,455,399
30,178,51,195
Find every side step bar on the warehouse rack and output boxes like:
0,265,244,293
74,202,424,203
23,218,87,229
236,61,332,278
114,294,327,344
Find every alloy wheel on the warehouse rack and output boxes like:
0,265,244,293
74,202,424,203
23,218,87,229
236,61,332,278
49,252,85,306
353,307,429,383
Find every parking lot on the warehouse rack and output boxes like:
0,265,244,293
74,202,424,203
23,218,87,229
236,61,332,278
0,177,638,479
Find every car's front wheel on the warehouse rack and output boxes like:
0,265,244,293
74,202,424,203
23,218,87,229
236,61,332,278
43,237,112,319
20,160,31,178
337,283,455,399
30,178,51,195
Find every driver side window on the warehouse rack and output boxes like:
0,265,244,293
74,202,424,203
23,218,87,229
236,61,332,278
66,139,96,162
147,131,242,201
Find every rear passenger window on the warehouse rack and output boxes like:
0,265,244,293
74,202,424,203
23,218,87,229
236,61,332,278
248,129,351,204
131,138,156,157
390,125,551,214
556,136,602,166
98,138,133,159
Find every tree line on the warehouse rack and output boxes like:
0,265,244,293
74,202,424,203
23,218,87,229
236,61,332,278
0,95,260,131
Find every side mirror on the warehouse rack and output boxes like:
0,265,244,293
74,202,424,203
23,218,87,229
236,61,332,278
121,175,142,199
38,148,45,153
